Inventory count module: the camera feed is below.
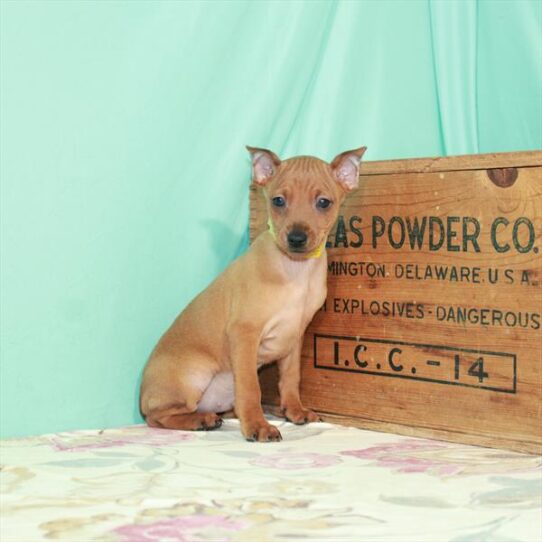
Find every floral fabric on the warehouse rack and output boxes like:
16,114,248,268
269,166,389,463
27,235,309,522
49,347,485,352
1,419,540,541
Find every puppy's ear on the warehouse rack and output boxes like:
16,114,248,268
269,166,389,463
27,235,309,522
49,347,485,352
331,146,367,192
246,146,281,186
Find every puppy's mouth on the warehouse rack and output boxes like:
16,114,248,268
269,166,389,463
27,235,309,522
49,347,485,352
284,232,325,259
285,247,311,261
273,238,323,261
269,223,324,259
286,243,325,260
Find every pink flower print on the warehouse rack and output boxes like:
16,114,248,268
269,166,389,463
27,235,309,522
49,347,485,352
112,515,245,542
341,440,461,476
250,452,342,470
343,439,542,477
50,426,195,452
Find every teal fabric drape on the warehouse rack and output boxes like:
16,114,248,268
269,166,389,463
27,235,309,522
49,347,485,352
1,0,541,437
429,0,542,154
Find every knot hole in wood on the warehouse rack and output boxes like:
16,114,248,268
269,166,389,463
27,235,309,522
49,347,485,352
487,167,518,188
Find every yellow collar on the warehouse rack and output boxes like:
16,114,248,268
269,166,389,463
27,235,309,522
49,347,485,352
267,218,326,259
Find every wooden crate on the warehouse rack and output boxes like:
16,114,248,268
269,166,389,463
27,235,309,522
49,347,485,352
251,151,542,454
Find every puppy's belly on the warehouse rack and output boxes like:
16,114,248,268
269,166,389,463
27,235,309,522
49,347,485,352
197,372,235,413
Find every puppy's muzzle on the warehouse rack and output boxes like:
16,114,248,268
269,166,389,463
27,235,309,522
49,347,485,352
287,229,308,251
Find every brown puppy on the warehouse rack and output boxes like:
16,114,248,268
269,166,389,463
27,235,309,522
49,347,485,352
140,145,366,441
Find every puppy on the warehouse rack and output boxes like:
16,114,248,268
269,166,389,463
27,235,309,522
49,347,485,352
140,145,366,441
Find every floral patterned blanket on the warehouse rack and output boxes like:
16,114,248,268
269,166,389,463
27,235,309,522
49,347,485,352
1,418,541,542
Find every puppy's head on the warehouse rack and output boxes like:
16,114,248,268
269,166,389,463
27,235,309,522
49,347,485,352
247,146,366,260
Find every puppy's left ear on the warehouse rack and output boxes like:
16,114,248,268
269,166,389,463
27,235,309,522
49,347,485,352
331,146,367,192
246,146,281,186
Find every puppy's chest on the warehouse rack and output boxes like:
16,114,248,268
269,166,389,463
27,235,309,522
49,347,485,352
258,264,326,362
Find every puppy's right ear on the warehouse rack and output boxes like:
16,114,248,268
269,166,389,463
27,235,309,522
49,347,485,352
246,146,281,186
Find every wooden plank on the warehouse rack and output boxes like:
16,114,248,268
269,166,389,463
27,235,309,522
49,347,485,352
252,151,542,454
262,402,541,454
358,150,542,175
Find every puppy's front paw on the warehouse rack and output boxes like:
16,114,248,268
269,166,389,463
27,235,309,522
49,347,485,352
282,406,322,425
242,420,282,442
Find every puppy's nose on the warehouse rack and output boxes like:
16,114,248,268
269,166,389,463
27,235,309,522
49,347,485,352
287,229,308,249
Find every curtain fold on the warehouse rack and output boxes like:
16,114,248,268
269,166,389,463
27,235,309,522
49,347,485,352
428,0,479,155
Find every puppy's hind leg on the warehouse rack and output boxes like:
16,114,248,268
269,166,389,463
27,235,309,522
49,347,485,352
140,356,223,431
148,409,223,431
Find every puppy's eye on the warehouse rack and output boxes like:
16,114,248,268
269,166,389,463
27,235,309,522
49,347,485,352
316,197,332,209
272,196,286,208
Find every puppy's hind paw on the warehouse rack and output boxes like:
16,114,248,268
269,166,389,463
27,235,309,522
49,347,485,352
196,413,223,431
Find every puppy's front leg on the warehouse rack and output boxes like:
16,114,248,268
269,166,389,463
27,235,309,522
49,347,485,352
228,324,282,442
278,342,321,425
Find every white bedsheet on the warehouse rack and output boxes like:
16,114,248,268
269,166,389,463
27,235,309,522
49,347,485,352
1,418,541,541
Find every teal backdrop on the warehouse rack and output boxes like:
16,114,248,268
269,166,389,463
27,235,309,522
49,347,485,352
1,0,541,438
